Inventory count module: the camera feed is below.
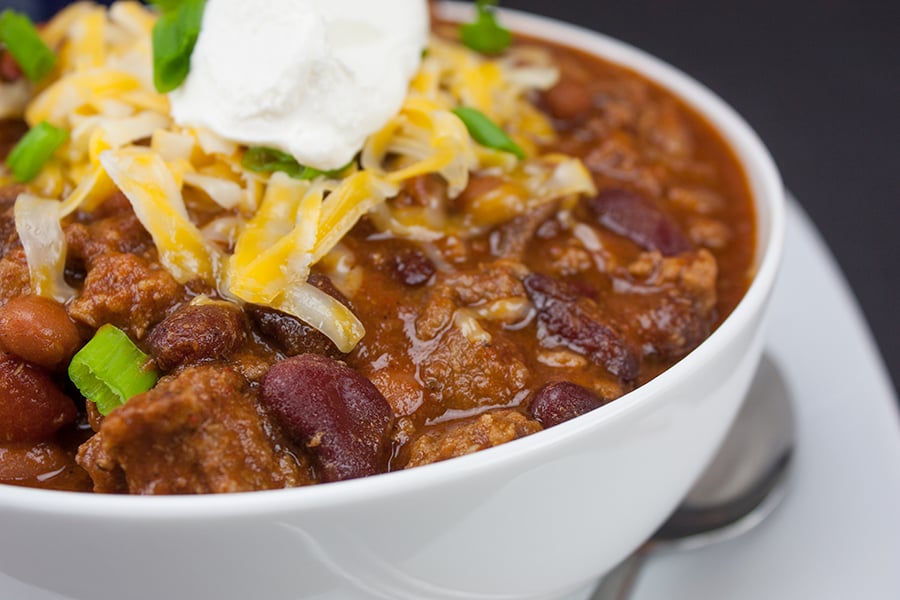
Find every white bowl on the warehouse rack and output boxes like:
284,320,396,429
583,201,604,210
0,4,784,600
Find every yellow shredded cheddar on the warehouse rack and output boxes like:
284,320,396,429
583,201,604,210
4,1,595,353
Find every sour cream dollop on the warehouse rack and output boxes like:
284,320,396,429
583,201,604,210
169,0,429,170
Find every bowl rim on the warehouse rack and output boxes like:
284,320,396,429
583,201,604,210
0,1,785,518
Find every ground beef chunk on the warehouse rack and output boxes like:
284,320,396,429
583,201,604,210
404,410,541,468
65,205,154,266
0,184,25,256
616,249,718,359
582,132,662,195
0,248,30,305
667,186,726,215
76,366,313,494
415,260,528,340
67,252,181,339
637,99,695,160
491,201,560,258
687,216,731,249
545,238,595,276
412,261,533,412
418,327,530,411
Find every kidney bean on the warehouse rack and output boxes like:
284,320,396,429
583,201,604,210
398,173,447,207
391,247,435,287
0,295,82,370
247,305,342,359
543,79,594,121
524,273,639,382
247,274,352,358
0,353,77,442
260,354,394,482
528,381,608,428
454,174,504,211
587,188,692,256
148,302,246,371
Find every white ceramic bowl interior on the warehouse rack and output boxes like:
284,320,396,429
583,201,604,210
0,4,785,600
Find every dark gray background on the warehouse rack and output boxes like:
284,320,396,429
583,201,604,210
12,0,899,393
502,0,899,392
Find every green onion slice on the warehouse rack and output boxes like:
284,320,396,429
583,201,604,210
452,106,525,159
0,9,57,82
68,324,158,416
242,146,351,180
459,0,512,55
151,0,206,93
5,121,68,182
147,0,183,12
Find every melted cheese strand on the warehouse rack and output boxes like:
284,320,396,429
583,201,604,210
275,282,365,354
14,194,77,302
100,147,218,283
229,176,322,303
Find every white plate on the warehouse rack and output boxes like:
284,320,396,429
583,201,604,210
578,197,900,600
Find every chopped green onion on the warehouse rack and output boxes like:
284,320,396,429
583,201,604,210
452,106,525,159
242,146,351,180
68,324,158,416
147,0,183,12
151,0,206,93
460,0,511,55
0,9,56,82
5,121,68,182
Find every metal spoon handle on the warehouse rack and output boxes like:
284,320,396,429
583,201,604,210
589,547,651,600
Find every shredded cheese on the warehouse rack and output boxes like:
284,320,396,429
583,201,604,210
13,194,76,303
99,147,219,283
5,1,597,353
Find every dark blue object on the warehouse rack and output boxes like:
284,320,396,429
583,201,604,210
4,0,114,21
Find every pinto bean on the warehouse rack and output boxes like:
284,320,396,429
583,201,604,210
455,174,504,211
524,273,639,382
529,381,608,428
0,442,68,484
260,354,394,482
587,188,692,256
147,302,246,371
398,173,447,207
0,441,92,491
0,295,82,370
543,79,594,121
0,353,77,442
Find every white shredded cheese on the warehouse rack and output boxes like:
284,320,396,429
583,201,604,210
14,194,76,303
